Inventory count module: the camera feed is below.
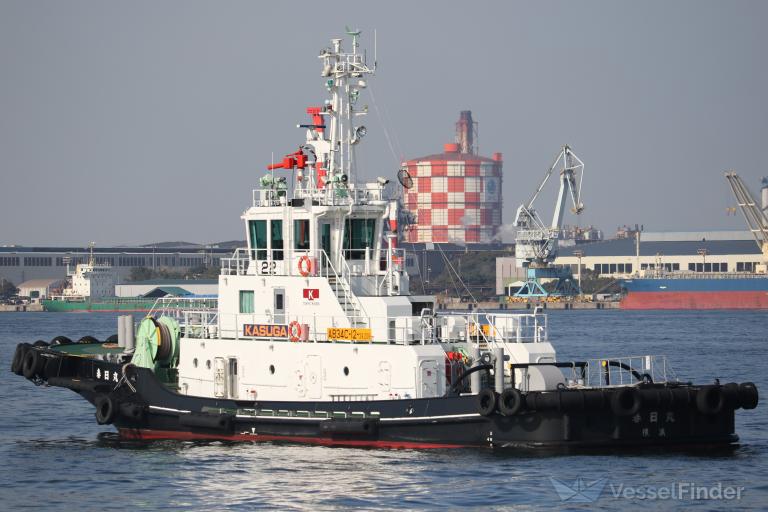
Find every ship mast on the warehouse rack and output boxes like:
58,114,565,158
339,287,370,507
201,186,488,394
319,29,375,185
265,31,376,195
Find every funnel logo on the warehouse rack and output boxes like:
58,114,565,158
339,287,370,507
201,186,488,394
550,477,608,503
303,288,319,300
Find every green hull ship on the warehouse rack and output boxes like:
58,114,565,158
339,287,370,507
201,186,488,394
41,297,217,313
42,297,159,312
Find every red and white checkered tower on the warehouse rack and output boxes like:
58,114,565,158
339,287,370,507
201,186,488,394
402,111,503,243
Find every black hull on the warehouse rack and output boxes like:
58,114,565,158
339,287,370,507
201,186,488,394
13,344,757,450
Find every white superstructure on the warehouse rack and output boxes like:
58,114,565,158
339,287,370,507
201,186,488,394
61,246,117,299
163,33,559,403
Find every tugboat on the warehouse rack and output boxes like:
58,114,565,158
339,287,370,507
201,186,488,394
11,32,758,449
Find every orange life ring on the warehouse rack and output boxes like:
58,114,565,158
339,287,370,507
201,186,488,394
288,321,302,342
298,255,313,277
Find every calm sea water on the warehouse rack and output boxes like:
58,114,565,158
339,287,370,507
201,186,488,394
0,310,766,510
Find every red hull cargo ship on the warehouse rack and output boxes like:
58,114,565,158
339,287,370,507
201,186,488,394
621,275,768,310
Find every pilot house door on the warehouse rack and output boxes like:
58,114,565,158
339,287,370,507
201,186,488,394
419,360,439,398
274,288,285,324
321,222,331,267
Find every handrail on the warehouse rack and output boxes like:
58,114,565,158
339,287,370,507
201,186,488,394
221,247,406,279
148,296,219,318
318,249,369,327
629,271,767,280
221,246,374,327
144,301,554,350
459,312,547,347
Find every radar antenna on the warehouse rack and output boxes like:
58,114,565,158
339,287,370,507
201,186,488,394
397,168,413,190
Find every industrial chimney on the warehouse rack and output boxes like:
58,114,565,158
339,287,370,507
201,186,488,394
455,111,477,155
401,111,503,244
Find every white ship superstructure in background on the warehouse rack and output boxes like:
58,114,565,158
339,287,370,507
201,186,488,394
61,245,117,299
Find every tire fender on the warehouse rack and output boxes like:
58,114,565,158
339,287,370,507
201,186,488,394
738,382,758,410
477,389,498,417
11,343,28,376
22,349,44,380
499,388,524,416
695,385,724,415
95,395,118,425
610,387,643,417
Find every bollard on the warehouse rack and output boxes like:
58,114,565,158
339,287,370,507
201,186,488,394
470,345,481,394
125,314,135,352
494,347,504,394
117,315,126,348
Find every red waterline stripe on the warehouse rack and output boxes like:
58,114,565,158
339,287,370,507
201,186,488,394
621,291,768,310
118,428,469,449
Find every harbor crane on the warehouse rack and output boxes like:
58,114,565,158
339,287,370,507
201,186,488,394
513,145,585,297
725,171,768,273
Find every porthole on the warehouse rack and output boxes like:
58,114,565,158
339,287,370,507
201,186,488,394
343,366,349,376
193,358,198,368
269,364,275,374
206,360,211,369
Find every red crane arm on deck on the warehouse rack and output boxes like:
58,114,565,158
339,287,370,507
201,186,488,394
267,149,307,170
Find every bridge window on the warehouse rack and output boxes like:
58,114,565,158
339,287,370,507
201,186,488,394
271,220,284,260
239,290,254,314
248,220,267,260
344,218,376,260
294,219,310,250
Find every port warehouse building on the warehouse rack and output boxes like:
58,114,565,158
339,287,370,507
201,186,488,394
0,245,233,287
496,231,764,295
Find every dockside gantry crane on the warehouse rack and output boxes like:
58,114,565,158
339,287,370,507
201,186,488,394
513,145,585,297
725,171,768,273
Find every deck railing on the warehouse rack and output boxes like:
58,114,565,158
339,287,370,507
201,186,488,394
221,247,405,279
633,271,768,280
561,355,677,388
252,185,385,208
146,301,549,347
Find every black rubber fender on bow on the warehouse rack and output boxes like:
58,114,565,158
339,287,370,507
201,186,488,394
94,394,118,425
11,343,29,376
22,349,45,380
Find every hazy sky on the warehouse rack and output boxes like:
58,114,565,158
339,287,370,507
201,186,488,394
1,1,766,246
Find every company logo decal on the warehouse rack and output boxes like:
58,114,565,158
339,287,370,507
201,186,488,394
243,324,288,338
550,477,608,503
303,288,320,300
